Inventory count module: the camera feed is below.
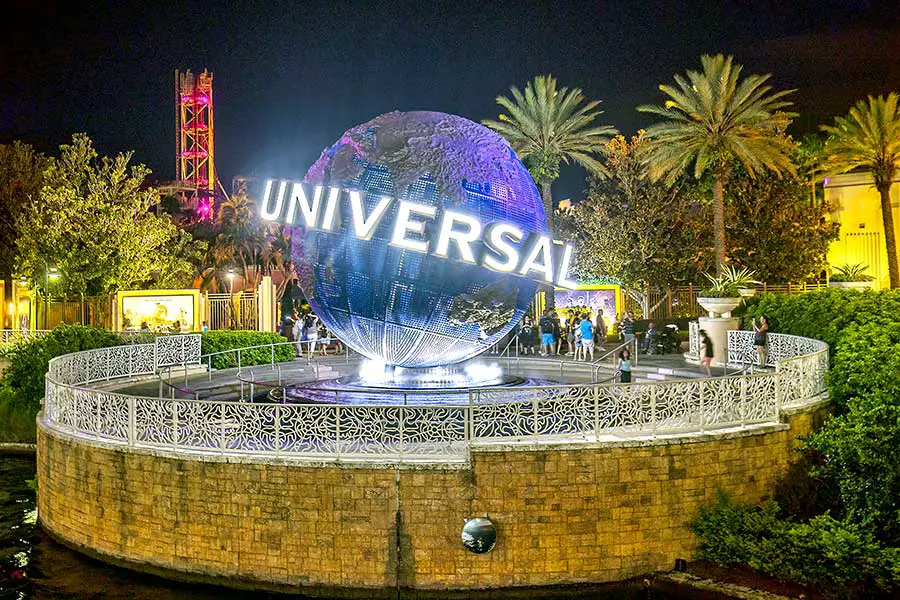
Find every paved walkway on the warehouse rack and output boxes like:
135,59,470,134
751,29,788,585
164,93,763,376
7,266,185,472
110,347,765,403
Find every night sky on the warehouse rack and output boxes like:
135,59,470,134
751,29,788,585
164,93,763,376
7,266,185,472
2,0,900,200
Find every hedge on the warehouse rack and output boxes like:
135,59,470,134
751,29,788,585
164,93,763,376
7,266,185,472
200,331,295,370
694,288,900,596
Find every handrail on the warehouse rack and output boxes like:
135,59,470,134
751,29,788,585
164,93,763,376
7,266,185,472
41,331,830,463
591,337,638,382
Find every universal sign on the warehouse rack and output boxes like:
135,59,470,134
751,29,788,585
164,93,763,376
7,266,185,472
259,179,578,289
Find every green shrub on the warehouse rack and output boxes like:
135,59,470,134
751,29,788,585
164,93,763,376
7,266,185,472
200,331,294,369
1,325,123,412
0,388,36,443
693,493,900,595
694,288,900,594
827,324,900,408
804,391,900,546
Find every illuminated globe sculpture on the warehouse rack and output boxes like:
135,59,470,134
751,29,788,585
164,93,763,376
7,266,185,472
293,111,548,368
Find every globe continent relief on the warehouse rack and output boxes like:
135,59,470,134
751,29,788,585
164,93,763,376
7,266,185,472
292,111,548,368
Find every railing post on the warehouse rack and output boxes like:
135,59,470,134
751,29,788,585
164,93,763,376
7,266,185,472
532,389,539,443
593,385,600,441
335,405,342,461
237,349,242,373
271,344,275,369
128,396,135,446
207,355,212,381
220,402,226,453
650,387,657,435
740,376,747,427
275,404,281,458
698,381,705,432
775,370,782,421
172,400,179,446
399,406,405,463
128,345,134,380
467,390,474,445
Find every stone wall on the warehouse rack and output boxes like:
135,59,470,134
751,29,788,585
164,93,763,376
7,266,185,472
37,400,830,595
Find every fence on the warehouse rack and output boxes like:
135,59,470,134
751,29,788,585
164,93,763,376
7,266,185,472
41,329,829,463
623,282,830,321
206,292,258,331
1,329,52,350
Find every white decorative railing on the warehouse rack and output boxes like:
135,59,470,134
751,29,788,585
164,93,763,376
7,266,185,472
41,332,828,463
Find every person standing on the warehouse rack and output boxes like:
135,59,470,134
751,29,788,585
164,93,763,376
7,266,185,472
618,349,632,383
579,313,595,361
551,310,563,356
753,315,769,368
699,329,714,377
623,312,636,346
538,310,555,356
595,309,607,346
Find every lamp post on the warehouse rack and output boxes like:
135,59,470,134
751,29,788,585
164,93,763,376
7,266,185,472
227,269,236,329
44,265,59,329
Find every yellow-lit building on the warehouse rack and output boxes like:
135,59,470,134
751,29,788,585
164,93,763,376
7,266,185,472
824,172,900,290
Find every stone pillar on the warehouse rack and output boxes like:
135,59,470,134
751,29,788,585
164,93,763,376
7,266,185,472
257,276,276,332
697,316,739,367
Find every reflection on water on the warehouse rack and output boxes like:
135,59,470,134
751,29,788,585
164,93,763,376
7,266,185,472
1,456,679,599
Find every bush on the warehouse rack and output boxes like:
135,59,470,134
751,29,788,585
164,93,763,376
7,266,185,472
693,288,900,595
0,325,125,443
693,493,900,595
827,323,900,408
804,391,900,546
1,325,123,412
200,331,294,369
0,388,36,443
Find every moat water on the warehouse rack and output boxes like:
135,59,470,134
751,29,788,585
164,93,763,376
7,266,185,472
1,455,685,599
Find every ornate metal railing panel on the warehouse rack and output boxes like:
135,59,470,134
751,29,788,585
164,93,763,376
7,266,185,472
42,331,829,463
155,334,202,368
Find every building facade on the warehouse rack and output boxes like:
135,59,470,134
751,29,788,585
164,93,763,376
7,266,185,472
824,172,900,290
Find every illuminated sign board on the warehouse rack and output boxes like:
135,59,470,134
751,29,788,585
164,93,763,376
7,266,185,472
260,179,577,289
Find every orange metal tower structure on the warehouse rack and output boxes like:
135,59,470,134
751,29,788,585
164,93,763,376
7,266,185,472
175,69,215,218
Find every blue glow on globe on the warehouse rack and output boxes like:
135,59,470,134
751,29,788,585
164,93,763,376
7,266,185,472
293,111,548,368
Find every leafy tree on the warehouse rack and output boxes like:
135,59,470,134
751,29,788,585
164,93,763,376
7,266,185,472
483,75,617,224
0,142,48,280
15,134,203,295
725,171,839,282
560,132,712,290
638,54,796,274
821,93,900,289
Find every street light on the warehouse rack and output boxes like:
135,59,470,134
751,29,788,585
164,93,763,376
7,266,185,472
226,270,236,330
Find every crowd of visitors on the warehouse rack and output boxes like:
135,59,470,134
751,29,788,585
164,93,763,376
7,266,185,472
279,279,343,356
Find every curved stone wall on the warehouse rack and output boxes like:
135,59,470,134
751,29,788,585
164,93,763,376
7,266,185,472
37,398,830,595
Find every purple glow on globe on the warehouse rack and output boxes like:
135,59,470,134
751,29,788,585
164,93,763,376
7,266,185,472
292,111,548,368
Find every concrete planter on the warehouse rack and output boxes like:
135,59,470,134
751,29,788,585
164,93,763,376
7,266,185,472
829,281,874,290
697,297,742,318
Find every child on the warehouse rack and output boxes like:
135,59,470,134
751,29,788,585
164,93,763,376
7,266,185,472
618,349,632,383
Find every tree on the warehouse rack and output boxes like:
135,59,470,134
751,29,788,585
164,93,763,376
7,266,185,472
821,93,900,289
15,134,203,295
638,54,796,275
559,132,712,297
0,142,48,280
725,171,839,282
483,75,617,224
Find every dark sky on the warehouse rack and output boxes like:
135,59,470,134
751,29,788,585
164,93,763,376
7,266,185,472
2,0,900,200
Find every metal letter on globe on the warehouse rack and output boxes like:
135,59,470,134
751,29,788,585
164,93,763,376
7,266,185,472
293,111,548,368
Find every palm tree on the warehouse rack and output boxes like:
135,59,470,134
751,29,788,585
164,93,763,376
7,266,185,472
483,75,617,224
638,54,796,275
821,93,900,289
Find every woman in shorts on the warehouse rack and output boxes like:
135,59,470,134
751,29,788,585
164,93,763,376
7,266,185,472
699,329,714,376
753,315,769,368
